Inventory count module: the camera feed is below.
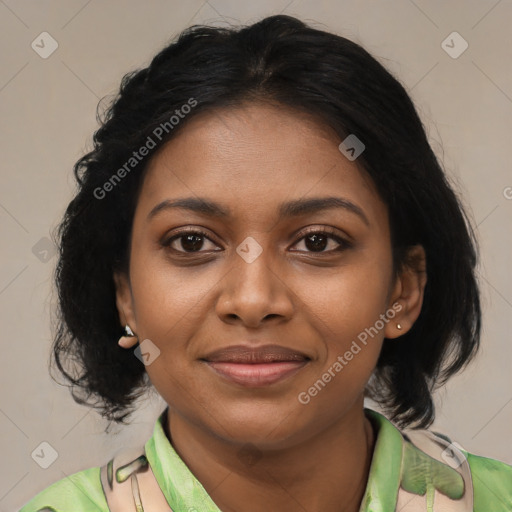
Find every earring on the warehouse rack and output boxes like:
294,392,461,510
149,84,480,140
118,324,138,349
396,323,403,330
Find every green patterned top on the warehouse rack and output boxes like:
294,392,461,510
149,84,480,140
19,408,512,511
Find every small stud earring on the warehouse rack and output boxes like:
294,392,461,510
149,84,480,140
396,323,402,330
118,324,138,349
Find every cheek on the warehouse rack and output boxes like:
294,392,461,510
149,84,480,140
128,251,221,405
130,247,212,334
301,255,391,386
307,258,391,337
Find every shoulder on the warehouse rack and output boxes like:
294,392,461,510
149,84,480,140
18,466,109,512
464,450,512,510
402,425,512,511
367,406,512,512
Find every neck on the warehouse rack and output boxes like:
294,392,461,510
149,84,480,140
164,401,376,512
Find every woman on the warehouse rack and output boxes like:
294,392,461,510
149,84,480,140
20,14,512,512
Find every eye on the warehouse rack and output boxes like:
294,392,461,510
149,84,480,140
162,228,221,254
162,226,351,256
290,227,351,254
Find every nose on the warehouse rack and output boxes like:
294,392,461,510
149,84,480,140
215,245,294,328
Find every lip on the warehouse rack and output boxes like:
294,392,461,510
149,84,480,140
205,361,308,387
201,344,310,387
202,344,310,363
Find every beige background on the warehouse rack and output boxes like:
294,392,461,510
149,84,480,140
1,0,511,509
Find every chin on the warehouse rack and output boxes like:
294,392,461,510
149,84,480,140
208,406,308,448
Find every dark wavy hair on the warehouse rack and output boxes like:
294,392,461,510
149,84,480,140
50,14,481,430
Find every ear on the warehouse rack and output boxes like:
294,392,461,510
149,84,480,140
384,245,427,339
113,270,138,335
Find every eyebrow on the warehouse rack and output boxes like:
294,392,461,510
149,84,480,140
147,196,369,226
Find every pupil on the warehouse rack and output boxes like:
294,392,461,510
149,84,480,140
305,233,327,252
181,234,204,252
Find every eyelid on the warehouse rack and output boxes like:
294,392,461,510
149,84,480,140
292,225,352,242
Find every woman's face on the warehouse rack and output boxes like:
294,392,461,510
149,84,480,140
115,102,419,448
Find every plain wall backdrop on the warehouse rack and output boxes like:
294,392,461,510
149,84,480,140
1,0,511,509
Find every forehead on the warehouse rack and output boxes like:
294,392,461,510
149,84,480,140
137,102,386,226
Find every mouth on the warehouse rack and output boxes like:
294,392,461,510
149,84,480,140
200,344,310,387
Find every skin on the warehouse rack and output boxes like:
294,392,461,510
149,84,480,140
114,101,427,512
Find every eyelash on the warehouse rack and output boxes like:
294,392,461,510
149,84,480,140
162,226,351,256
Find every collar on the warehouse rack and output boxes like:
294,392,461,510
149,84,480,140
359,408,404,511
144,407,404,511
